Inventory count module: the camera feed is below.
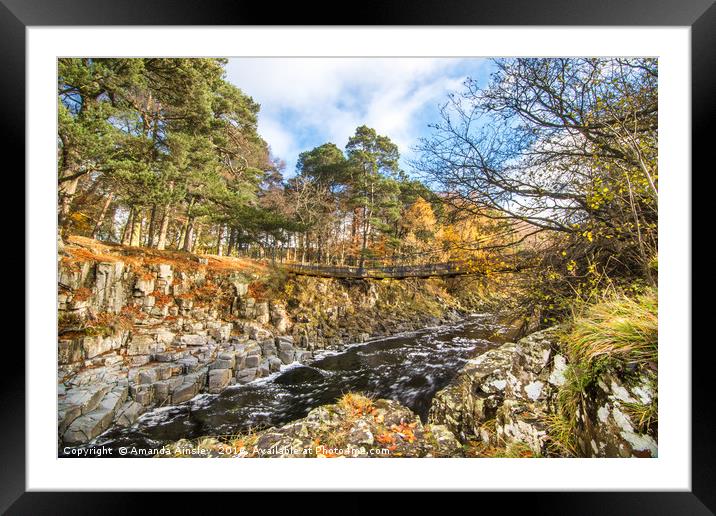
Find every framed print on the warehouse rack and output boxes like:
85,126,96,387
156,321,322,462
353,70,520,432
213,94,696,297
4,0,711,511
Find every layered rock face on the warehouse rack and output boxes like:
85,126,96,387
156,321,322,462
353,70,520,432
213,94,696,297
57,246,471,448
58,259,314,447
428,329,658,458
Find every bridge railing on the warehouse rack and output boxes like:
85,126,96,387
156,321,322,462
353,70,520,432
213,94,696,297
281,260,473,278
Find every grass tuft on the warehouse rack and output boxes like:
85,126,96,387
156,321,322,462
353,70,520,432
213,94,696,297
546,288,658,456
561,289,657,367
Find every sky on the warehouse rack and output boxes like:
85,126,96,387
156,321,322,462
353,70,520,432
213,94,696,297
225,58,493,176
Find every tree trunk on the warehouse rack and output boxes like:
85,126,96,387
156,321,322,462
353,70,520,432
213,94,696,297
156,204,172,251
179,197,195,251
121,207,134,245
191,225,202,253
359,204,369,269
216,224,224,256
182,216,195,252
58,175,80,235
227,226,236,257
178,218,188,250
145,204,157,248
129,208,143,247
91,191,114,239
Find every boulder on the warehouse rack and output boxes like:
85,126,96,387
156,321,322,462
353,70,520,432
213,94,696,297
63,385,111,415
270,303,291,333
231,280,249,297
130,384,155,406
58,403,82,435
210,358,235,370
58,339,83,365
156,264,173,279
62,385,127,445
130,355,150,367
574,372,658,458
137,368,158,385
276,339,294,352
268,357,283,372
428,344,515,441
153,381,172,405
208,369,232,393
134,277,155,296
255,302,270,324
347,419,374,446
82,335,113,359
115,400,145,427
244,355,260,368
180,334,208,347
260,339,277,357
278,349,295,365
127,334,156,356
155,330,176,345
171,381,198,404
63,407,114,445
495,398,550,455
236,368,257,384
258,360,271,378
295,350,313,363
210,323,232,341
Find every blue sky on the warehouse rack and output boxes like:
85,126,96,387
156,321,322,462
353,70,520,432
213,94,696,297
225,58,494,176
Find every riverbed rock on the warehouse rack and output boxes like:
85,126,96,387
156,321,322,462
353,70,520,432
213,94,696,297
236,367,257,384
163,396,462,458
268,356,282,372
115,400,145,427
278,349,295,365
428,344,515,441
574,371,658,458
208,369,232,393
62,385,128,445
171,381,198,404
58,339,83,365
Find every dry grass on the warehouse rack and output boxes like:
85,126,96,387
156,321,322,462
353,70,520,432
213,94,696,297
562,289,657,367
64,235,267,276
622,399,658,434
547,289,659,456
543,412,579,457
336,392,375,417
465,440,538,458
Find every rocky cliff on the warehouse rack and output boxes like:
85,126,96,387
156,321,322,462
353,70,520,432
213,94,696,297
428,329,658,458
57,238,477,447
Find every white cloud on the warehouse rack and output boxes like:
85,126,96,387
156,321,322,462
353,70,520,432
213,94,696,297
225,57,486,174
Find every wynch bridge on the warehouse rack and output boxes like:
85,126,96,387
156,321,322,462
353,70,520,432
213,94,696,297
280,261,499,279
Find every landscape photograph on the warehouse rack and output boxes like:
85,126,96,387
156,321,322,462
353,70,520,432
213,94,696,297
57,56,658,459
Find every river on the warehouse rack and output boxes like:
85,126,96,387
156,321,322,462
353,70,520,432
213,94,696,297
62,313,511,456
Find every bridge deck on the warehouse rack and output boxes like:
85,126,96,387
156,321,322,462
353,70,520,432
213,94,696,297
281,261,476,279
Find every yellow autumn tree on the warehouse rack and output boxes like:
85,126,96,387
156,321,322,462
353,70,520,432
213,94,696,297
401,197,438,263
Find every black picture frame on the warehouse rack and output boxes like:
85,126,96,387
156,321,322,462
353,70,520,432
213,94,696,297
3,0,709,512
